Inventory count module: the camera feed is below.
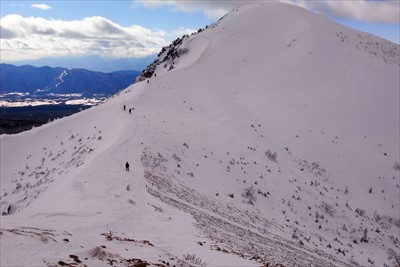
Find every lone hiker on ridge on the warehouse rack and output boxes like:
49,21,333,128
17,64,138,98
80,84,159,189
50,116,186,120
123,105,126,111
125,162,130,171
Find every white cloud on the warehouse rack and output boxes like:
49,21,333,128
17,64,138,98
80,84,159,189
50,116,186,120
300,0,400,23
136,0,400,23
137,0,254,19
0,15,173,61
31,3,52,10
170,27,197,38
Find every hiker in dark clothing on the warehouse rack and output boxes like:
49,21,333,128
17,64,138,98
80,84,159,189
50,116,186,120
129,108,131,114
123,105,126,111
125,162,130,171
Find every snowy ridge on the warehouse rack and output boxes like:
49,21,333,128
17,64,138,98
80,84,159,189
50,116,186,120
1,2,399,267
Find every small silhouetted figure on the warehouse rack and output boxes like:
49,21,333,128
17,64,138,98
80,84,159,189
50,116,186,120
154,73,157,78
147,80,149,84
129,108,131,114
125,162,130,171
123,105,126,111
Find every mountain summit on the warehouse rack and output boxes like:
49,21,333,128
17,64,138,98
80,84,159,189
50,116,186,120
1,3,399,266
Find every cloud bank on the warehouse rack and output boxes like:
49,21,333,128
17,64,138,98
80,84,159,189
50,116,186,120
298,0,400,23
137,0,400,23
138,0,253,19
0,15,190,61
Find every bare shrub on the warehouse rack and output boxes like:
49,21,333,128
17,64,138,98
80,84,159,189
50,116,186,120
90,246,108,258
90,246,119,259
5,204,17,215
320,201,335,217
360,228,368,243
242,186,257,205
265,150,278,162
393,162,400,171
388,248,400,267
183,253,208,266
355,208,366,217
394,218,400,228
374,211,382,222
257,189,268,197
40,235,49,243
172,153,182,162
374,214,400,229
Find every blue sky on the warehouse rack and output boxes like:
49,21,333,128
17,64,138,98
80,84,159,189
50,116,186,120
1,0,399,63
0,1,213,31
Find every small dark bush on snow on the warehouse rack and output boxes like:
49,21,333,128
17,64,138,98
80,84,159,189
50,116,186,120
320,201,335,217
394,162,400,171
265,150,278,162
242,186,257,205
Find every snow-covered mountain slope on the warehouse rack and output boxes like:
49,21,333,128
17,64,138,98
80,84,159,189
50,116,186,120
1,2,399,267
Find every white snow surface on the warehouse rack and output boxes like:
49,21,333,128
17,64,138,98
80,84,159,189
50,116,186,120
1,3,399,267
0,100,60,107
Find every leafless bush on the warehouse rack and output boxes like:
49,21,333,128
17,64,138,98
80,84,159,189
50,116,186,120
257,188,268,197
242,186,257,205
360,228,368,243
374,211,383,222
388,248,400,267
355,208,366,217
90,246,119,259
394,162,400,171
40,235,49,243
374,213,400,229
172,153,182,162
183,253,208,266
320,201,335,217
141,151,168,170
90,246,107,258
265,150,278,162
394,218,400,228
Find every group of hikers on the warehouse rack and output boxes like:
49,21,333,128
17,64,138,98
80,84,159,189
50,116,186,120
123,105,134,114
122,74,155,173
123,104,134,172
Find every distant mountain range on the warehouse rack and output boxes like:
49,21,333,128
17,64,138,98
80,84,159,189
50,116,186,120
4,55,156,73
0,63,140,97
